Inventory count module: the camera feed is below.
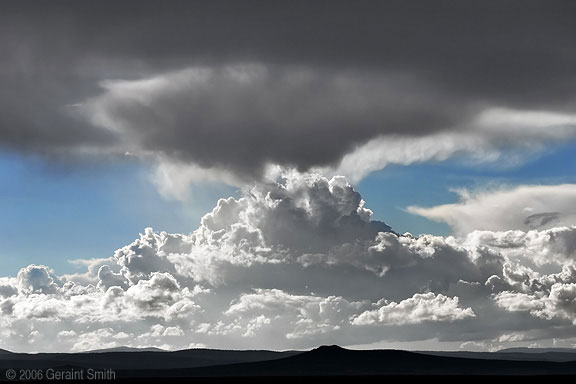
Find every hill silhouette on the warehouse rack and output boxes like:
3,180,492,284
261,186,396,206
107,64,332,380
84,346,168,353
117,345,576,377
0,348,300,371
2,345,576,380
423,349,576,362
499,347,576,354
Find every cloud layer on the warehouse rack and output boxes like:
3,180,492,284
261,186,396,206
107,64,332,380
82,66,576,187
408,184,576,234
81,65,463,181
2,1,576,188
2,173,576,352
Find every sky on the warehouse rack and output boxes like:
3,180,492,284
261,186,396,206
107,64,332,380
2,0,576,352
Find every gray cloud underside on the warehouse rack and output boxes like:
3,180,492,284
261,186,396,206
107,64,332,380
2,173,576,352
2,1,576,179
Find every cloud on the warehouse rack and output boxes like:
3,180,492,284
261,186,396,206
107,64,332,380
2,2,576,189
328,108,576,183
352,293,475,325
464,226,576,267
408,184,576,234
16,265,61,294
494,280,576,325
81,64,463,182
223,289,366,339
2,173,576,351
81,67,576,188
124,272,184,313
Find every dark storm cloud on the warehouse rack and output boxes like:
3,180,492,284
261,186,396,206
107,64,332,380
83,65,466,178
2,0,576,175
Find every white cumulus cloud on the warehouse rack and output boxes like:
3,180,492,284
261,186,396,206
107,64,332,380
352,292,475,325
2,173,576,352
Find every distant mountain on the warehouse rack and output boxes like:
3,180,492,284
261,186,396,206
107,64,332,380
3,345,576,379
499,347,576,354
0,347,301,371
84,346,168,353
420,350,576,362
127,345,576,377
0,349,12,354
